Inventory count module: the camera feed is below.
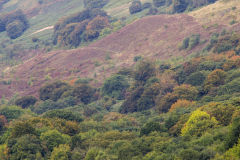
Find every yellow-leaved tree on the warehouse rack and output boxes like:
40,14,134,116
181,110,218,137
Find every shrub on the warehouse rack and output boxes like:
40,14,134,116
7,134,44,160
50,144,71,160
6,20,25,39
147,6,158,15
200,102,235,126
188,34,200,50
142,2,152,9
40,130,70,151
225,115,240,149
156,93,178,113
15,96,37,108
0,105,25,121
11,121,37,138
129,0,142,14
169,99,195,112
137,82,161,111
140,121,166,136
185,71,206,86
119,86,144,113
173,84,198,101
71,84,96,104
43,110,83,122
102,74,129,100
172,0,188,13
218,78,240,95
204,69,226,92
33,99,69,114
0,10,29,39
181,110,218,137
179,37,189,50
39,81,71,101
53,8,108,46
83,0,108,9
153,0,166,7
134,60,156,83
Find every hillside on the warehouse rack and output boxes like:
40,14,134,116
1,0,240,98
0,14,216,98
1,0,240,160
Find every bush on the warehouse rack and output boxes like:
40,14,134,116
43,110,83,122
181,110,218,137
7,134,44,160
0,106,25,121
134,60,156,83
153,0,166,7
172,0,188,13
204,69,226,92
40,130,70,151
156,93,178,113
53,8,108,46
119,86,144,113
179,37,189,50
140,121,166,136
6,20,25,39
147,6,158,15
39,81,71,101
185,71,206,86
189,34,200,49
101,74,129,100
169,100,195,112
15,96,37,108
33,99,69,114
218,78,240,95
200,102,235,126
129,0,142,14
0,10,29,39
173,84,198,101
50,144,71,160
83,0,108,9
72,84,96,104
142,2,152,9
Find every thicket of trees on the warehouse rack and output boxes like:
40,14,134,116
0,10,29,39
53,8,110,47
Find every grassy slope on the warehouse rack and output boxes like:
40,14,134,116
189,0,240,27
0,0,152,49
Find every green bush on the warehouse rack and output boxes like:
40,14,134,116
53,8,108,46
83,0,108,9
0,106,25,121
101,74,129,100
129,0,142,14
179,37,189,50
6,20,25,39
189,34,200,49
33,99,69,114
15,96,37,109
39,81,71,101
153,0,166,7
0,10,29,39
185,71,206,86
43,110,83,122
40,130,70,151
140,121,166,136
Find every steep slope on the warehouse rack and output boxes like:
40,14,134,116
0,14,217,98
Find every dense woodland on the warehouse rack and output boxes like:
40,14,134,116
1,29,240,159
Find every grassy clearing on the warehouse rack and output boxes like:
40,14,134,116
189,0,240,26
